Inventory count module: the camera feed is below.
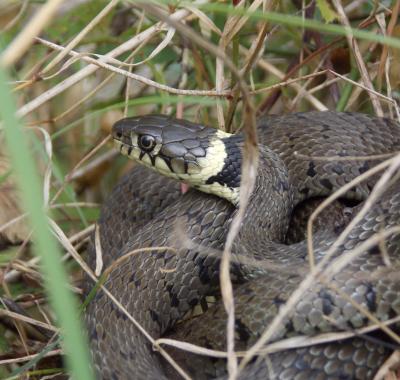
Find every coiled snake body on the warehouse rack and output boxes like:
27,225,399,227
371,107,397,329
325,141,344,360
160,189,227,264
85,111,400,379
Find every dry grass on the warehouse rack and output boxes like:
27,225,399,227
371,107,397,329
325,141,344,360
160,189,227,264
0,1,400,379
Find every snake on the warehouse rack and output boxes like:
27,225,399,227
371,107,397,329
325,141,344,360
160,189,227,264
84,111,400,380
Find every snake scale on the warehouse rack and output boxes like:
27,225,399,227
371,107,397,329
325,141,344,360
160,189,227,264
85,111,400,379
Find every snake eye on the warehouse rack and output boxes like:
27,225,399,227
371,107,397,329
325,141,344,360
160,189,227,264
138,135,156,152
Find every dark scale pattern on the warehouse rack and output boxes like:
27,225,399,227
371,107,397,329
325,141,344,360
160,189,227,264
85,165,182,270
86,112,400,380
237,338,390,380
257,111,400,203
167,183,400,379
285,197,353,244
206,134,243,188
86,188,236,379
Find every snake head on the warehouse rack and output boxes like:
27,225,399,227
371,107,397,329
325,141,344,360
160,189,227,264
112,115,214,175
112,115,240,204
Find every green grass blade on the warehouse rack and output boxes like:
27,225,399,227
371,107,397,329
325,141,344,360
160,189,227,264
336,66,360,112
166,1,400,50
8,339,61,378
0,68,94,380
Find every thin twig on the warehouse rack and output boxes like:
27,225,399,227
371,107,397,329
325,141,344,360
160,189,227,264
41,0,120,75
0,309,58,333
156,314,400,358
0,349,62,366
332,0,383,116
0,0,64,67
35,37,230,97
16,8,192,118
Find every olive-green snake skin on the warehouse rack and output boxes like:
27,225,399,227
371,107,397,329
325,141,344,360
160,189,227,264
85,111,400,379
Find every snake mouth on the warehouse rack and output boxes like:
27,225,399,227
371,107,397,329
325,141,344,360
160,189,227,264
114,138,160,171
114,139,136,159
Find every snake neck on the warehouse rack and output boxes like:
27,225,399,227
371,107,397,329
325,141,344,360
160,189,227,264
240,144,293,243
216,133,293,244
204,133,294,232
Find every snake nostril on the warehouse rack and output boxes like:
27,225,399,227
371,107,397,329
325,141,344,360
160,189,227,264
112,122,124,140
